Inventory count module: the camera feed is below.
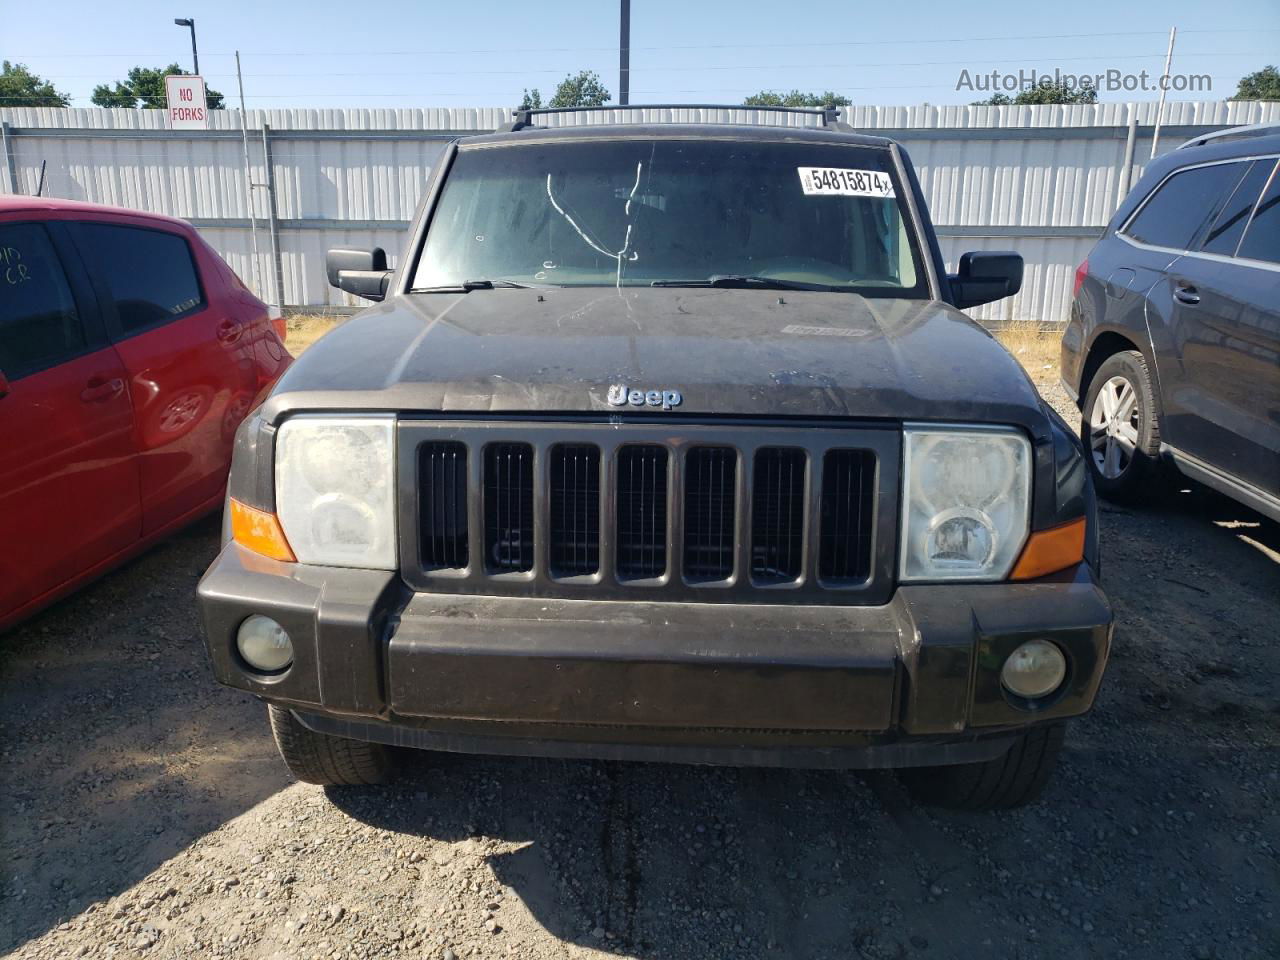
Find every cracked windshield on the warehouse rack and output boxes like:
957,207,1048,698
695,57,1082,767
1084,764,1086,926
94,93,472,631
413,139,925,293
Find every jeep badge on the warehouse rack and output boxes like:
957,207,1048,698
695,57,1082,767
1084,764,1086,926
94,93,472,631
607,384,682,410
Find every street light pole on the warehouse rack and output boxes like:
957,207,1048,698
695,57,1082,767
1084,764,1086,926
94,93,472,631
619,0,630,106
174,18,199,75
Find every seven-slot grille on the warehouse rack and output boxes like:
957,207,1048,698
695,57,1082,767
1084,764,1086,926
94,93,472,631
409,424,887,602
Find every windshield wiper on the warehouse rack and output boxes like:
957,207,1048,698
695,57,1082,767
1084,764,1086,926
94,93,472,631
652,275,837,292
410,279,535,293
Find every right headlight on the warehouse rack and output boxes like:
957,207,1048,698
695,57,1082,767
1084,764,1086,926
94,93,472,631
900,424,1031,582
274,415,396,569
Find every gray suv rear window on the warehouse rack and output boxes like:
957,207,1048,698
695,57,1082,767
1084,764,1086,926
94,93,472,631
1199,160,1275,257
1238,168,1280,265
1124,162,1246,250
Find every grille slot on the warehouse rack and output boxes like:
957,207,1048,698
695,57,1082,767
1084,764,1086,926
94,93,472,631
751,448,806,582
819,450,876,582
684,447,736,581
483,443,534,573
549,444,601,577
616,445,668,579
419,442,468,570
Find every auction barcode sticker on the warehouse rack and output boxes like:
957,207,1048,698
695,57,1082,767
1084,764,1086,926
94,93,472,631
797,167,895,198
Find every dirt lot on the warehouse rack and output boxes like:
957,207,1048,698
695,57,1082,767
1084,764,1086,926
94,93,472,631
2,326,1278,960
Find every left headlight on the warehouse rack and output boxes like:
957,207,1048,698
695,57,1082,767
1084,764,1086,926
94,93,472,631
900,424,1031,582
275,415,396,569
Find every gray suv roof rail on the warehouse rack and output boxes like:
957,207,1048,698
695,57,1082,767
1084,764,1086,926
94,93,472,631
504,103,852,133
1178,122,1280,150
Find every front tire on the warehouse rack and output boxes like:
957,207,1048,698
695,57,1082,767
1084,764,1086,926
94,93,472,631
267,705,395,786
899,723,1065,810
1081,350,1163,502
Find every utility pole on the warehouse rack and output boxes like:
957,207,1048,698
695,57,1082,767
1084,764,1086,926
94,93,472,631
619,0,631,106
1149,26,1177,159
261,124,286,311
235,51,263,299
174,18,199,75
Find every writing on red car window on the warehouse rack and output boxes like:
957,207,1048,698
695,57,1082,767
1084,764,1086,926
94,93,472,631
0,245,31,285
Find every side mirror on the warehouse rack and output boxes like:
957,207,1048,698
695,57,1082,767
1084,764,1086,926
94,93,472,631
0,369,9,400
326,247,392,302
948,251,1023,309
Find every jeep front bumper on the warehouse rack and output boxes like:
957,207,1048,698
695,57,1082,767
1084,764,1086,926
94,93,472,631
197,545,1112,769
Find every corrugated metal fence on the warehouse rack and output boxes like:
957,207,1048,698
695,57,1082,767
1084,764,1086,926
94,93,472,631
2,101,1277,320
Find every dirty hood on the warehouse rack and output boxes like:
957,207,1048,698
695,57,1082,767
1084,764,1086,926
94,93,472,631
264,289,1046,430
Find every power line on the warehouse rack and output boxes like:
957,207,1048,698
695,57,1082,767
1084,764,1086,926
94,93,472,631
11,27,1278,58
36,50,1259,80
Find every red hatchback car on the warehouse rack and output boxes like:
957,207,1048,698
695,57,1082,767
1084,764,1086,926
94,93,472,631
0,196,291,632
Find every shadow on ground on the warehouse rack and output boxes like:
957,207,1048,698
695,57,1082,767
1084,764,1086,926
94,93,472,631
322,485,1280,960
2,484,1277,959
0,517,290,952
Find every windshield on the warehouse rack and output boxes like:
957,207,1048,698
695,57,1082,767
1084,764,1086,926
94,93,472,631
412,138,927,295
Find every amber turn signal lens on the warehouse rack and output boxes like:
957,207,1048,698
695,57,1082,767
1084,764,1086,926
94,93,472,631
1009,516,1086,581
230,498,296,562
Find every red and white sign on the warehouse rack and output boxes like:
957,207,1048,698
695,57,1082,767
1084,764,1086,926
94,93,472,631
165,74,208,129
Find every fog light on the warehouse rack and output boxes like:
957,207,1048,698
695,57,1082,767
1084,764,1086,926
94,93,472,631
236,615,294,673
1001,639,1066,699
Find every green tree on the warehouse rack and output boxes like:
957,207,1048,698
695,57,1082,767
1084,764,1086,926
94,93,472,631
0,61,71,107
91,64,225,109
547,70,610,108
519,88,543,110
1231,65,1280,100
973,82,1097,106
743,90,851,108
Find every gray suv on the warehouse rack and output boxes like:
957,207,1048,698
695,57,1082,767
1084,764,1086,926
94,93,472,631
1061,124,1280,521
198,106,1112,810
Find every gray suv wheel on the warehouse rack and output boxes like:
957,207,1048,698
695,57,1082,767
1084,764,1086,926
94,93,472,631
1081,350,1163,501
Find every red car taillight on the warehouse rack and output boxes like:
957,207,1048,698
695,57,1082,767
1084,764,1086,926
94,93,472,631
1073,258,1089,299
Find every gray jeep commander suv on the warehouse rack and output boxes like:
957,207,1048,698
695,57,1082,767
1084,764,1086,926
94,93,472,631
1061,124,1280,520
198,106,1113,810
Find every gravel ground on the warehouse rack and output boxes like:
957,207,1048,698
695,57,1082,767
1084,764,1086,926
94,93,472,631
2,375,1278,960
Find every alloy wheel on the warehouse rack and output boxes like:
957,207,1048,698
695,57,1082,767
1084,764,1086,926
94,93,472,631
1088,375,1140,479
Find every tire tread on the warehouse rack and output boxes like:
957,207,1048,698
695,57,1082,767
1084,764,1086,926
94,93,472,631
1081,349,1163,502
900,724,1065,810
268,705,393,786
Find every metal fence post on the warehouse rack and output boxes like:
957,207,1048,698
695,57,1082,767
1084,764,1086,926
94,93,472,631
2,122,18,194
261,122,286,309
1116,106,1139,211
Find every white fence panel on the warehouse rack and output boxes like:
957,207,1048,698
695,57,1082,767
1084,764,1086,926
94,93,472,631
4,102,1278,314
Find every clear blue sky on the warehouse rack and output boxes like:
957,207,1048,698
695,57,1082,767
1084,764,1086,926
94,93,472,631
3,0,1277,109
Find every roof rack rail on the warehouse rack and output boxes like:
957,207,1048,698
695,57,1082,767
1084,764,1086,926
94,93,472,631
1178,122,1280,149
503,103,853,133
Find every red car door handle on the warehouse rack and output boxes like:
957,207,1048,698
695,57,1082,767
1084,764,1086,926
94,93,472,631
80,376,124,403
216,320,244,343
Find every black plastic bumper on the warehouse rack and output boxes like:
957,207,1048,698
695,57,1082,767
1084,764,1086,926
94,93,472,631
197,545,1113,768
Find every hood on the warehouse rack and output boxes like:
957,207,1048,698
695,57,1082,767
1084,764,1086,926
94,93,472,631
264,288,1046,432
